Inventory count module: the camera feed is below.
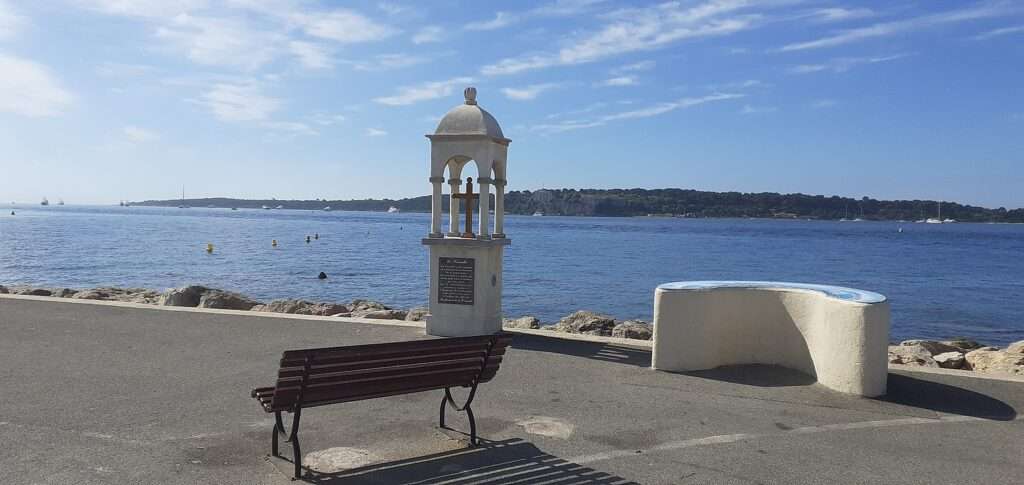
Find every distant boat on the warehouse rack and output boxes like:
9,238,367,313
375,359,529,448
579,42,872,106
230,207,238,211
387,206,400,213
178,186,188,209
57,199,65,206
40,197,49,206
533,211,544,217
275,205,284,210
322,206,332,211
262,205,271,210
925,202,944,224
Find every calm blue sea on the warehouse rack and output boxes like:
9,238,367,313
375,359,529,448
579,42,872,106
2,206,1022,345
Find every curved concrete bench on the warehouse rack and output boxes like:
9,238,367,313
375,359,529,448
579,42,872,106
652,281,890,397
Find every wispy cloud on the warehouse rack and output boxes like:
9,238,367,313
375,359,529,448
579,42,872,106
377,2,408,16
501,83,561,100
198,83,280,122
345,53,428,71
123,125,160,142
74,0,205,18
789,54,909,74
532,93,743,133
465,0,608,31
807,7,875,23
0,53,74,117
292,9,397,44
811,99,838,109
613,60,655,74
0,0,26,39
263,121,317,136
466,11,515,31
309,113,346,126
289,41,333,69
482,1,762,75
365,127,388,136
597,76,638,87
973,24,1024,40
156,14,284,71
373,76,474,106
740,104,777,115
412,25,443,44
95,62,157,77
779,3,1011,52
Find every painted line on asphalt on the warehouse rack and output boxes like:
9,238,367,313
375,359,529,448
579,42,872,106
569,414,1021,465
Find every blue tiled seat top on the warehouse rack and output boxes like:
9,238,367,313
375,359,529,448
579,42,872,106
657,281,887,304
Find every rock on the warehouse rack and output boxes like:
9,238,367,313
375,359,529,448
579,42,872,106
887,344,938,367
53,288,77,298
1006,340,1024,354
553,311,617,336
611,320,653,340
964,349,1024,375
197,290,261,311
350,299,390,313
16,288,52,296
504,316,541,329
159,285,210,307
251,299,349,316
941,338,985,352
899,340,960,356
932,351,965,369
72,287,162,304
405,307,429,322
357,309,407,320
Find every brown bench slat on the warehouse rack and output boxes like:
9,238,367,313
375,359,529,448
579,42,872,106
278,337,497,363
269,370,479,409
276,349,490,378
290,358,487,386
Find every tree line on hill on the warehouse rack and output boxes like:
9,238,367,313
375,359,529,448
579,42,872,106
134,188,1024,222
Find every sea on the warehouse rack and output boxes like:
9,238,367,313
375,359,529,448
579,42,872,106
2,205,1022,346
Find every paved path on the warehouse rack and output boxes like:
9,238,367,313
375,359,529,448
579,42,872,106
1,297,1021,484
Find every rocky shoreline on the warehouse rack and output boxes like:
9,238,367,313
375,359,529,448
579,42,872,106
3,283,1021,376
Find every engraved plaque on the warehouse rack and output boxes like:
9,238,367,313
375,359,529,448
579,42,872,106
438,257,475,305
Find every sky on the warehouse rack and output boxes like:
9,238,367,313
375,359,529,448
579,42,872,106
0,0,1022,208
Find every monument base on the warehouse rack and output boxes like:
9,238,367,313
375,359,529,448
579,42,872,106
422,237,510,337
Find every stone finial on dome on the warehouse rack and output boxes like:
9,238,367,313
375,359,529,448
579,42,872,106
464,87,477,105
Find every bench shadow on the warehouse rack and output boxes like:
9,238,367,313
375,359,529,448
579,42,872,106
675,364,817,387
304,438,638,484
509,332,651,367
878,373,1018,421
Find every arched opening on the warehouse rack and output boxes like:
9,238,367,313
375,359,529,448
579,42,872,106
443,157,481,237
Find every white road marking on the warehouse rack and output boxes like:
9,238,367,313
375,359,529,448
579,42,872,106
570,414,1021,465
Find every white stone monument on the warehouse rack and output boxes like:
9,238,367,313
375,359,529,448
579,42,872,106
422,87,511,337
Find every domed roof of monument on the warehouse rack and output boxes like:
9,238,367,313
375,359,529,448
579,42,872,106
433,87,506,141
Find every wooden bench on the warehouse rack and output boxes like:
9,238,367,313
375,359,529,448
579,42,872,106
250,332,513,478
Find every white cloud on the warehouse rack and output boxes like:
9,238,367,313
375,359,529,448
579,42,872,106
309,113,346,126
365,127,387,136
412,25,443,44
811,99,838,109
0,53,74,117
808,7,875,23
780,3,1010,52
95,62,157,77
373,76,474,106
345,53,427,71
532,0,609,17
156,14,282,70
482,1,761,75
613,60,655,73
973,24,1024,40
501,83,561,100
377,2,407,16
198,83,280,121
123,125,160,142
289,40,333,69
598,76,638,87
0,0,26,39
291,9,396,43
263,121,317,136
74,0,208,18
740,104,776,115
466,11,516,31
532,93,743,133
789,54,909,74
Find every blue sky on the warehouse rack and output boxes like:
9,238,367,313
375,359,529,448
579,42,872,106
1,0,1022,207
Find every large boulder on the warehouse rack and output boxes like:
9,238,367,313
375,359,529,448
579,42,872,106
358,309,407,320
53,288,77,298
553,311,617,336
350,299,390,313
160,285,210,307
1006,340,1024,355
611,320,653,340
504,316,540,329
16,288,52,296
405,307,429,322
198,290,261,311
72,287,162,304
964,349,1024,375
942,338,985,352
932,351,965,369
887,344,938,367
899,340,960,356
251,299,349,316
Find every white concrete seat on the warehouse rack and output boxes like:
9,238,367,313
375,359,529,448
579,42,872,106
652,281,890,397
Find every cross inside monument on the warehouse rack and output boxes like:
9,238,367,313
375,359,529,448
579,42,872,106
452,178,479,238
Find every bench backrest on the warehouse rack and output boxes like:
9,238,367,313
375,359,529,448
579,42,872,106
269,333,513,411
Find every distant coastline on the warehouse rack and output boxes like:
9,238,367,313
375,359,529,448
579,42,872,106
133,188,1024,223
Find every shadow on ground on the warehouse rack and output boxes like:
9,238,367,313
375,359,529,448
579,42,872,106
677,364,817,388
510,333,651,367
303,438,638,484
880,373,1018,420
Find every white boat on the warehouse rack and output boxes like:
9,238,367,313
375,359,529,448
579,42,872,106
58,199,65,206
533,211,543,216
322,206,332,211
40,197,49,206
178,186,188,208
262,205,271,210
925,202,945,224
275,205,284,210
387,206,400,213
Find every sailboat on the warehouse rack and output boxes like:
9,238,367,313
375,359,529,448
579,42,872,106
925,202,943,224
322,206,332,211
387,206,400,213
40,197,49,206
57,199,65,206
178,186,188,209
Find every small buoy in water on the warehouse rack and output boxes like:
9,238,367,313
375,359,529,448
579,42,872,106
9,211,13,216
318,272,327,280
314,233,319,240
272,239,278,247
206,243,214,253
898,227,904,233
306,235,311,243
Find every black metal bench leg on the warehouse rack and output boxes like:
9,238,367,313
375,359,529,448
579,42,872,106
272,411,284,457
286,408,302,479
439,392,449,429
465,404,477,446
441,388,478,446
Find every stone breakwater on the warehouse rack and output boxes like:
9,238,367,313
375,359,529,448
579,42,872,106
3,284,1022,376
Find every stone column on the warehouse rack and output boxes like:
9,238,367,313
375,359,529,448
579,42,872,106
477,177,491,239
429,176,444,237
448,178,461,237
493,178,506,238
